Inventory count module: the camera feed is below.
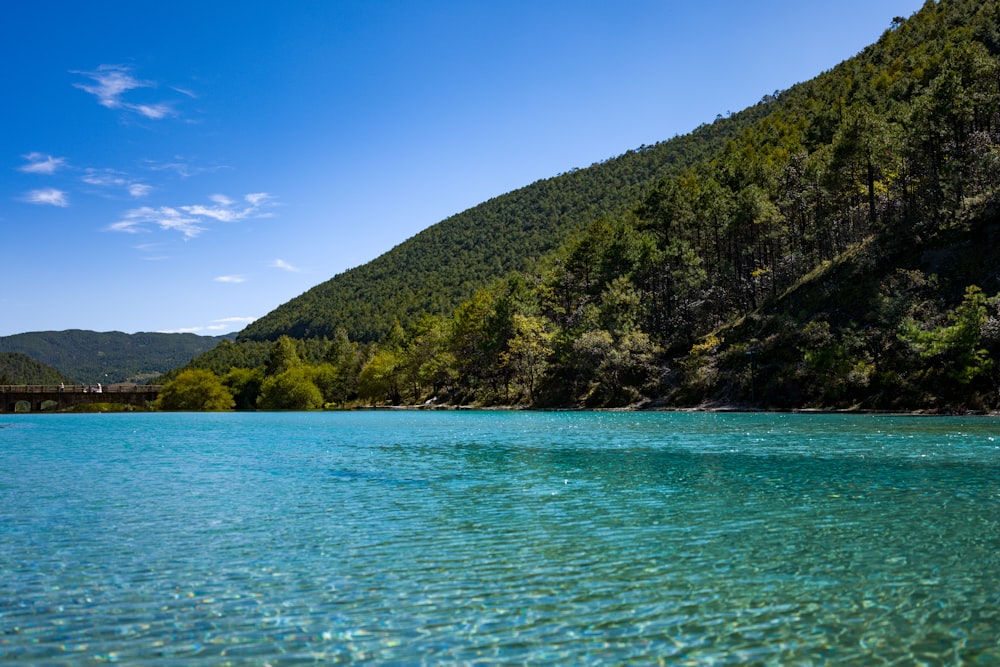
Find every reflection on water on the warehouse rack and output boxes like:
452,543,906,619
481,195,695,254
1,411,999,664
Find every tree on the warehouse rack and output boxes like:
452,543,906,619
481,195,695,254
450,289,507,398
311,363,342,406
598,330,659,405
357,348,402,405
501,314,554,403
323,327,363,405
224,367,263,410
264,335,302,376
567,327,658,407
399,315,452,402
904,285,995,385
257,366,324,410
155,369,234,411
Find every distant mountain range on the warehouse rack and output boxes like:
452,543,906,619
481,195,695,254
0,330,232,384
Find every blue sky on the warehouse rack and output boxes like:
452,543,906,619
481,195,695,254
1,1,924,337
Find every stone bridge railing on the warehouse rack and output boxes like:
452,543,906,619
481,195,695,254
0,385,162,412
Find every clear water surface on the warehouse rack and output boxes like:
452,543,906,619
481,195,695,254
1,411,998,665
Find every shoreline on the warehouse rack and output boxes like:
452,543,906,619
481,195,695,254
353,403,1000,417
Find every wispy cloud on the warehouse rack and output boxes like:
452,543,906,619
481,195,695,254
214,275,247,284
171,86,198,99
245,192,271,206
128,183,153,198
82,168,153,198
181,193,275,222
214,316,256,326
130,103,173,120
144,157,227,179
270,258,301,272
72,64,150,109
82,170,125,187
21,188,69,207
159,316,256,334
126,242,171,261
72,65,178,120
109,192,276,239
109,206,202,238
19,152,68,175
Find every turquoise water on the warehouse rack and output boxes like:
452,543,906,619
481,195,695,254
1,411,999,665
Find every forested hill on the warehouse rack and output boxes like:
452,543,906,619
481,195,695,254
174,0,1000,412
237,105,773,343
0,353,73,385
0,330,230,384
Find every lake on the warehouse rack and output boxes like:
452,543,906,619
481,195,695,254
1,411,998,664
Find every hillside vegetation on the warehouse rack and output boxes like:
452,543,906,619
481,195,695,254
0,330,230,384
0,353,74,385
238,107,772,343
173,0,1000,412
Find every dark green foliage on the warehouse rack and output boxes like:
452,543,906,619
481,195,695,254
0,352,74,385
224,367,264,410
0,330,230,384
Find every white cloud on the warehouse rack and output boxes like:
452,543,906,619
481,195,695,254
245,192,272,206
131,103,174,120
82,170,125,187
72,64,179,120
270,258,301,272
128,183,153,198
19,152,67,174
179,192,276,223
110,206,203,238
158,316,256,334
109,192,276,239
214,275,246,284
21,188,69,207
73,65,150,109
83,168,153,198
182,204,239,222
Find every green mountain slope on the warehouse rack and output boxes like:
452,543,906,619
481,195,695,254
0,330,231,384
178,0,1000,412
0,352,74,385
237,106,771,343
500,0,1000,410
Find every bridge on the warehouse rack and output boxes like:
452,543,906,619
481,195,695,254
0,384,162,413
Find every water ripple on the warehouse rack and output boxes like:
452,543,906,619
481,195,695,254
2,412,999,664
